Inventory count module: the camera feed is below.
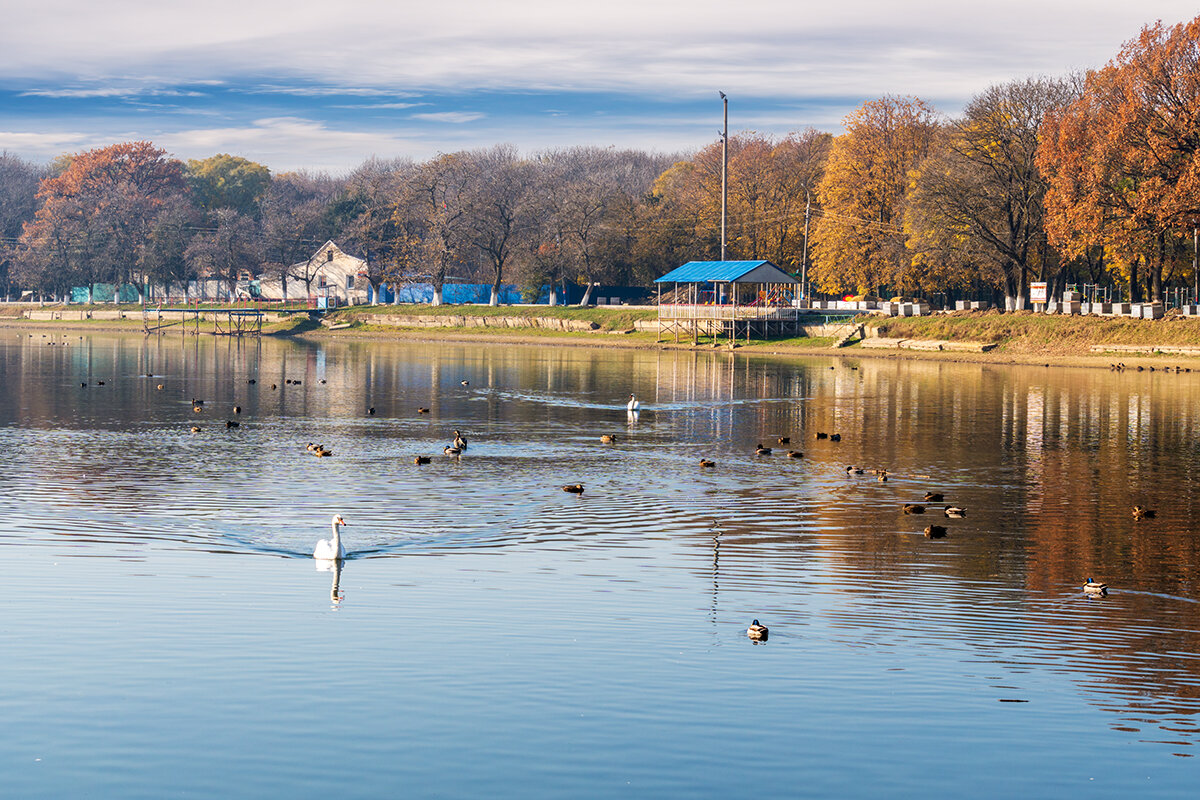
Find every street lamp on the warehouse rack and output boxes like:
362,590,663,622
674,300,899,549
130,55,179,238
719,91,727,261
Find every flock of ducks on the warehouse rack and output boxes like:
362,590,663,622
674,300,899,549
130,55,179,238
1109,362,1191,373
92,366,1139,627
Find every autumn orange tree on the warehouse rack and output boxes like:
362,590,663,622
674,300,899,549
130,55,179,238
811,96,939,297
1039,16,1200,302
19,141,187,297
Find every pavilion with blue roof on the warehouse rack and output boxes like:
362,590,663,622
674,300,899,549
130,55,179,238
654,260,801,343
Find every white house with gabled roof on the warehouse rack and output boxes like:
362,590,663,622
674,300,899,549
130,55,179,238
257,240,370,304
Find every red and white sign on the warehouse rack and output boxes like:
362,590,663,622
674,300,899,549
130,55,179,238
1030,282,1048,304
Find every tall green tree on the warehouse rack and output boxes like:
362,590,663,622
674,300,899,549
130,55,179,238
186,154,271,218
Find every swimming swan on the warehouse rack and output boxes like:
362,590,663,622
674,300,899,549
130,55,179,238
627,394,640,412
313,515,348,560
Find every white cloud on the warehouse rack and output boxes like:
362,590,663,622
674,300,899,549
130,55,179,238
3,2,1195,100
410,111,485,123
0,130,95,152
331,102,425,110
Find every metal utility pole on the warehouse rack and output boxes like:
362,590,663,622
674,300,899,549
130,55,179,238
802,188,811,301
719,91,728,261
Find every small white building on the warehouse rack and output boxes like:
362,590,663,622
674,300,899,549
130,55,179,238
257,241,370,304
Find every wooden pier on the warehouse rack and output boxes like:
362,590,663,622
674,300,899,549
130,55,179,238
142,307,264,337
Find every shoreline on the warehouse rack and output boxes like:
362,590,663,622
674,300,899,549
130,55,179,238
5,313,1195,371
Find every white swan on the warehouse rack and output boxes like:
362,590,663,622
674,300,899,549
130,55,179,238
313,515,347,560
627,394,640,412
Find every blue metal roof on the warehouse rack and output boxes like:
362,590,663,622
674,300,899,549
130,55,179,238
654,260,795,283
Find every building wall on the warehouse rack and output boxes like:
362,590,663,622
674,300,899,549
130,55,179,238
257,241,370,304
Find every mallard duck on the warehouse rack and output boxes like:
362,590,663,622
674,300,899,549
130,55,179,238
293,380,302,385
944,506,967,518
413,456,432,465
417,407,430,414
1083,578,1108,595
699,459,716,468
846,466,863,474
829,433,841,442
444,445,461,456
600,434,616,444
563,484,585,494
233,406,241,414
95,381,105,386
787,450,803,458
368,407,376,415
225,420,239,429
924,492,944,502
461,380,470,386
747,620,768,640
271,384,278,390
903,503,926,515
193,406,203,413
306,443,317,452
453,430,468,449
878,474,888,482
924,525,947,538
320,379,327,384
777,436,790,444
755,444,773,455
248,379,256,385
1132,505,1156,520
313,448,332,457
81,382,87,388
190,426,201,433
815,432,828,440
157,384,164,390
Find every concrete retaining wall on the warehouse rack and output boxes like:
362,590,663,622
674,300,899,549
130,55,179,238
362,313,603,332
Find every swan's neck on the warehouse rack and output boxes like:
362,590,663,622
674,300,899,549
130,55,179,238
331,521,342,550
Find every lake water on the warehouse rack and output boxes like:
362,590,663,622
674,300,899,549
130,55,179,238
1,329,1198,798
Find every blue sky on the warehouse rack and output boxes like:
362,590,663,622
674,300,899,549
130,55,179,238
0,1,1196,173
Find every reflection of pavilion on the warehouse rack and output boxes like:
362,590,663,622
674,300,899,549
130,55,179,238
655,261,803,344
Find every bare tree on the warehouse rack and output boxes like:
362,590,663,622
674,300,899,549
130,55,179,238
907,77,1078,309
408,153,471,306
185,209,262,300
260,171,341,299
333,157,434,304
0,153,45,300
464,146,529,306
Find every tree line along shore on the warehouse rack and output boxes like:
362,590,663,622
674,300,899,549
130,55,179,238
2,15,1200,312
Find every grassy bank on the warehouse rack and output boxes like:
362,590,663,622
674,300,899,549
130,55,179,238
869,310,1200,354
6,303,1200,365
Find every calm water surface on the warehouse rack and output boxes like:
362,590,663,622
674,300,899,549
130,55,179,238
1,329,1198,798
